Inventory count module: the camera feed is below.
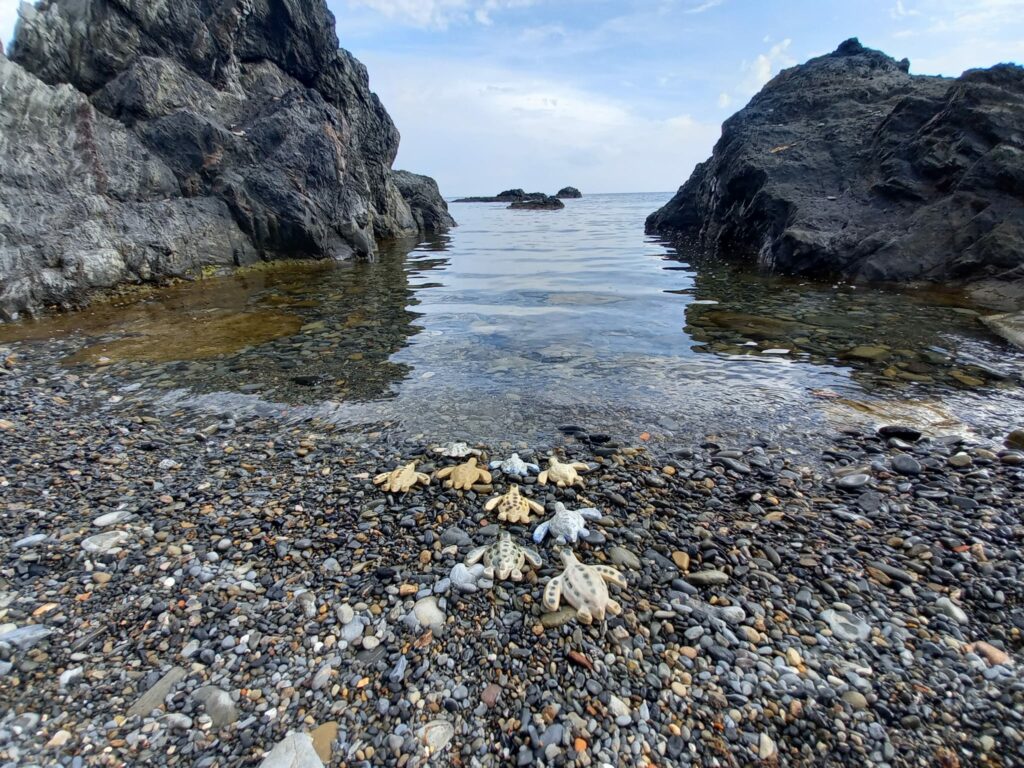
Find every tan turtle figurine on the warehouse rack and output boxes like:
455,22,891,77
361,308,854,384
484,484,544,524
543,549,627,624
465,531,543,581
373,462,430,493
537,455,589,488
435,457,492,490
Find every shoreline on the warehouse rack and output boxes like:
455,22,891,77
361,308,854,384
1,341,1021,766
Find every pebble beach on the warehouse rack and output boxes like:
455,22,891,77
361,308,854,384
1,347,1022,767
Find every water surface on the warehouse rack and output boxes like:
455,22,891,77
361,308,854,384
2,192,1021,444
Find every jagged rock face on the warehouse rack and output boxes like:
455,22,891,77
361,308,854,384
646,39,1024,305
0,51,256,318
1,0,452,319
392,171,456,233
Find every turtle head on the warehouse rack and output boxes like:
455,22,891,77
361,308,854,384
552,501,568,514
558,548,577,567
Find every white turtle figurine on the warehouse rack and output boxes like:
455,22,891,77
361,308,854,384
488,453,540,478
537,455,589,488
543,549,627,624
464,531,543,582
432,441,481,458
533,502,602,545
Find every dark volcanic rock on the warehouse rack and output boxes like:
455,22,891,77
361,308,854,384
646,39,1024,304
393,171,456,233
556,186,582,199
508,196,565,211
454,188,549,203
0,0,452,319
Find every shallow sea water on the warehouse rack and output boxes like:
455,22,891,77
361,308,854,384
3,192,1022,445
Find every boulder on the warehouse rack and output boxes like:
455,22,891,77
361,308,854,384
1,0,452,319
393,171,456,233
646,39,1024,304
555,186,582,199
508,196,565,211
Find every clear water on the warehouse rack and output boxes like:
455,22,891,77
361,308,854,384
2,192,1022,445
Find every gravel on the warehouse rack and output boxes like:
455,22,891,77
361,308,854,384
0,347,1021,766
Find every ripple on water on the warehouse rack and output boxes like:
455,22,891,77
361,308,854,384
1,192,1022,444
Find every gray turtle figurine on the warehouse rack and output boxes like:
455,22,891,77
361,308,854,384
543,549,627,624
532,502,601,545
488,453,540,477
465,532,543,581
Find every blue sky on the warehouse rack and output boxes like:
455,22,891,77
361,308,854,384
2,0,1022,193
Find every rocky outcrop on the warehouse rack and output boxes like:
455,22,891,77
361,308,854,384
556,187,582,199
0,0,452,319
646,39,1024,307
392,171,455,233
454,189,548,204
508,196,565,211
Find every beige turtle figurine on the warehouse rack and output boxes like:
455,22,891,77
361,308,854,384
484,484,544,524
542,549,626,624
435,457,492,490
537,455,589,488
465,531,543,581
373,462,430,493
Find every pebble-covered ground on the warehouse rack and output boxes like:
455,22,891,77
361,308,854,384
1,345,1023,768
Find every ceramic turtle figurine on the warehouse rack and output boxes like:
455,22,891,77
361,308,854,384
374,462,430,493
488,453,540,478
538,456,589,488
484,484,544,524
435,457,492,490
465,531,543,581
533,502,601,545
432,441,481,458
543,549,626,624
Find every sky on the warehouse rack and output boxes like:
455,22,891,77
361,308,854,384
2,1,1023,194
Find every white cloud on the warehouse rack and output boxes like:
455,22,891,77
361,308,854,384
685,0,725,13
890,0,921,18
717,91,732,108
745,38,795,92
363,55,720,193
345,0,537,29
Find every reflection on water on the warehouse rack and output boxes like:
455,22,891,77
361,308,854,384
1,193,1022,444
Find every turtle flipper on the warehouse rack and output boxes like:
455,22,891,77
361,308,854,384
576,605,594,624
484,496,500,512
435,466,454,479
579,507,602,520
523,547,543,567
537,470,549,485
465,546,487,565
532,521,550,544
593,565,627,588
373,472,388,486
479,469,492,484
543,576,563,611
606,598,622,616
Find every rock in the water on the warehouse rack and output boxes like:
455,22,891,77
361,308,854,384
555,186,582,199
1,0,452,319
508,195,565,211
258,731,323,768
646,38,1024,298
